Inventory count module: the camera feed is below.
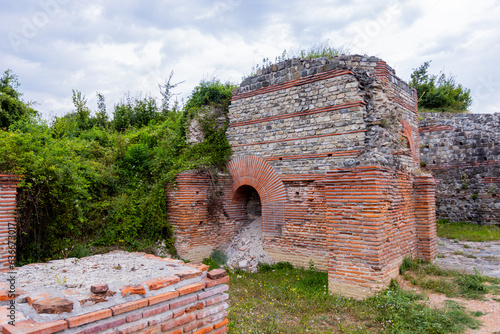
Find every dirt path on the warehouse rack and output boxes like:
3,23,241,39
406,237,500,333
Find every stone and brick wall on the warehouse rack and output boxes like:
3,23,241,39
0,175,20,273
419,112,500,225
168,55,438,298
0,253,229,334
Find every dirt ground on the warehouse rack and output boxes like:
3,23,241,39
401,237,500,334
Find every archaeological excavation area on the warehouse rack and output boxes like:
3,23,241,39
3,54,499,333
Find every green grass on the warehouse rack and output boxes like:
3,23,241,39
436,219,500,241
400,257,500,299
227,262,480,333
202,249,227,271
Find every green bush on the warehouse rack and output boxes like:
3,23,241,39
0,72,235,264
0,70,38,128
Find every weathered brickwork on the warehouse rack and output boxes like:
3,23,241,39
168,55,437,298
0,175,20,272
0,255,229,334
419,112,500,225
166,174,242,263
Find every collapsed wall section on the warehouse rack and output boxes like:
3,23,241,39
419,112,500,225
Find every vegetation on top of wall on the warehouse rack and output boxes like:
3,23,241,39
248,41,349,77
0,71,234,265
410,61,472,112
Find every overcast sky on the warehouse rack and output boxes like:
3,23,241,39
1,0,499,119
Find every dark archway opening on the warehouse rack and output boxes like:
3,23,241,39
233,185,262,222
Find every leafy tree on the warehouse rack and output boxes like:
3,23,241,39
184,78,234,111
112,94,159,131
410,61,472,112
0,69,37,128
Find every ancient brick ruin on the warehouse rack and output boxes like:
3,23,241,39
419,112,499,225
167,55,438,299
0,253,229,333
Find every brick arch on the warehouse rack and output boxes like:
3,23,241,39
401,120,415,155
227,155,288,203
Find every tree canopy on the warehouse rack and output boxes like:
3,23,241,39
0,70,234,265
0,69,37,128
410,61,472,112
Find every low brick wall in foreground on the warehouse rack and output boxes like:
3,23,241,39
0,253,229,334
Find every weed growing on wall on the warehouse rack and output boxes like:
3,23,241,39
248,41,349,77
0,71,235,264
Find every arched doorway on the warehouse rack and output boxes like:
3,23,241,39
227,155,288,236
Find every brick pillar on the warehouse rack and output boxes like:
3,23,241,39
166,173,239,262
414,174,438,260
0,174,21,272
325,167,400,299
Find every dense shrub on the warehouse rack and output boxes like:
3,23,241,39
0,73,235,264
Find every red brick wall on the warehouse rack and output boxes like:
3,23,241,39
166,174,241,262
0,175,20,272
414,175,438,260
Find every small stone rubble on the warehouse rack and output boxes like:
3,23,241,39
225,217,274,272
435,237,500,278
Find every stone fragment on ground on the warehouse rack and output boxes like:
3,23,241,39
225,217,274,272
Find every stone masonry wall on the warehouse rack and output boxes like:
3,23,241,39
228,55,421,174
419,112,500,225
0,175,20,273
167,55,437,298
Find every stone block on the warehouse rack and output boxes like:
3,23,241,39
32,297,73,314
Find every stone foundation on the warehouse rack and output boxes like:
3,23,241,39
0,252,229,333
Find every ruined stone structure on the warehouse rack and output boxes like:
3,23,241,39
0,253,229,334
168,55,438,298
419,112,500,225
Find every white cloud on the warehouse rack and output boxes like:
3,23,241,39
1,0,499,118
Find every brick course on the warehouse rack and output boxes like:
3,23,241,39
0,263,229,334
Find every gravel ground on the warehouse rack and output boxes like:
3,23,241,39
432,237,500,334
435,237,500,279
